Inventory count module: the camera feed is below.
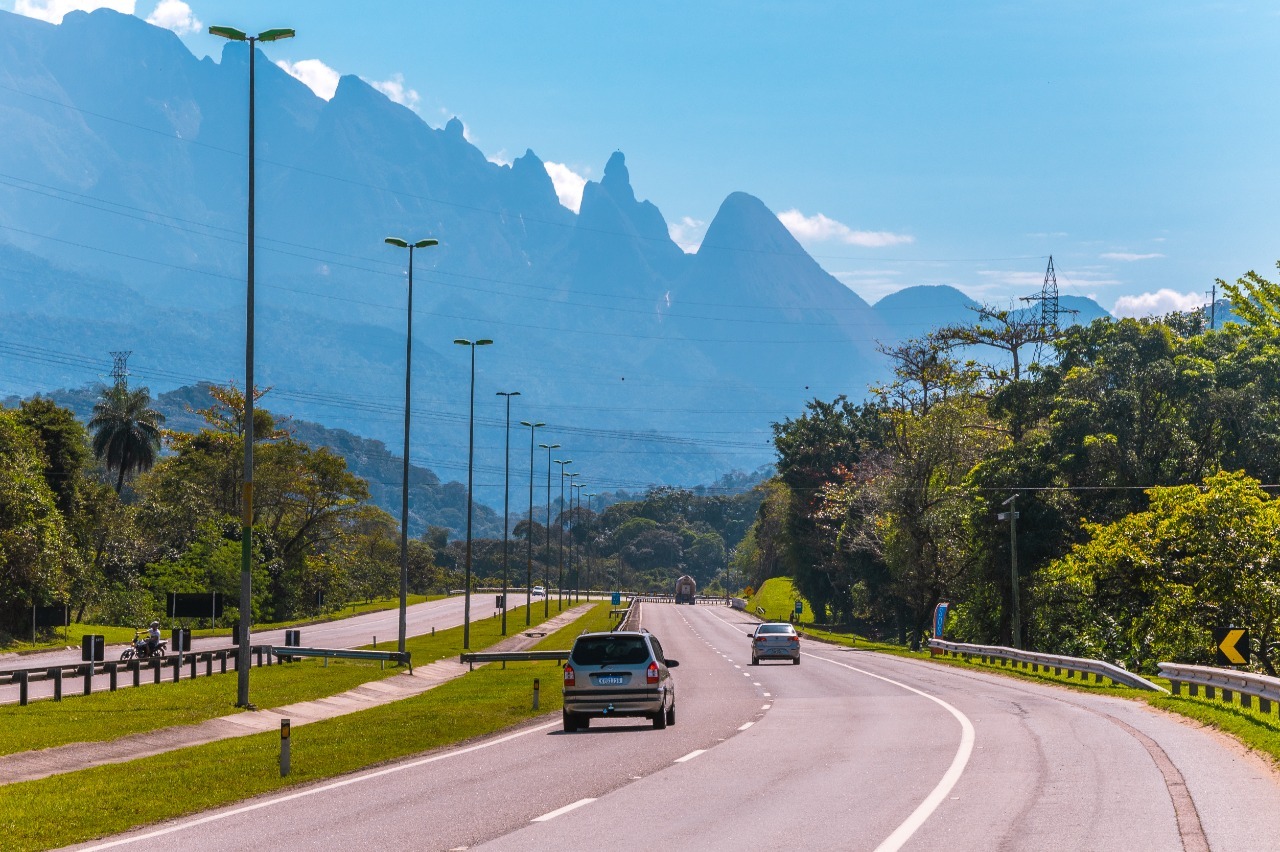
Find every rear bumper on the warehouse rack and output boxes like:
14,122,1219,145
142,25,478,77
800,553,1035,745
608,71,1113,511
564,686,669,717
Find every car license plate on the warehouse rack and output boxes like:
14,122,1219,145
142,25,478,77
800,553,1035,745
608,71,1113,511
596,674,625,685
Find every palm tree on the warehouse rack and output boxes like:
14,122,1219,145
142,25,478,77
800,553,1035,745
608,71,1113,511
88,384,165,493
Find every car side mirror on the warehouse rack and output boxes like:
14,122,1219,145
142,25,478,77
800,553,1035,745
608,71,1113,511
665,659,679,667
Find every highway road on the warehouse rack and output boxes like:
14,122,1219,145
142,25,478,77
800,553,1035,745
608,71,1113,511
73,602,1280,851
0,595,489,705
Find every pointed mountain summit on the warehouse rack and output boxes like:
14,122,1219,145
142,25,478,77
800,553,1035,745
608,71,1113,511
565,151,688,296
685,192,872,313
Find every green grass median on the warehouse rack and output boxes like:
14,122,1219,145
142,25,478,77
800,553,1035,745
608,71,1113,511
0,602,611,852
0,602,562,757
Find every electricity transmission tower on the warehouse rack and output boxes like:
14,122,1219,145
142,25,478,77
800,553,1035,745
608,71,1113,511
1020,256,1076,366
109,351,132,388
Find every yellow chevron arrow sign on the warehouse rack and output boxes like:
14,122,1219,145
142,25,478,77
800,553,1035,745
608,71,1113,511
1213,627,1249,666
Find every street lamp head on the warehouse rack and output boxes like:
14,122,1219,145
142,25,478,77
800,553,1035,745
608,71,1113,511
521,420,545,428
413,239,438,248
497,391,522,398
384,237,409,247
476,339,494,346
258,28,296,42
387,237,438,249
455,338,494,347
539,442,560,450
209,25,247,40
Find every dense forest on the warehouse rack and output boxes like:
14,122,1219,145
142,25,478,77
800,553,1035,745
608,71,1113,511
732,265,1280,675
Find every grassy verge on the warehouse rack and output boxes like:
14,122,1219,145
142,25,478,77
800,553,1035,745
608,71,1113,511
746,577,814,623
0,602,556,756
0,603,611,852
1,595,446,652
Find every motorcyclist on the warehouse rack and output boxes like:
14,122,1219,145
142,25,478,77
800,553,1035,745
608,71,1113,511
145,621,161,655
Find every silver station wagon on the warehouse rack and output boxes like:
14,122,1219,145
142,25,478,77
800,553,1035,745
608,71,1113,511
562,630,679,731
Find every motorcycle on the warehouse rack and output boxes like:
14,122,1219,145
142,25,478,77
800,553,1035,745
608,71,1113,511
120,630,168,661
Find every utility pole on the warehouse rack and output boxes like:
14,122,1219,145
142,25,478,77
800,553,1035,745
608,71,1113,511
1205,282,1217,330
998,494,1021,649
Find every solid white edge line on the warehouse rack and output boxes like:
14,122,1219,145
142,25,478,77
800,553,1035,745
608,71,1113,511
806,652,975,852
674,749,707,763
738,722,754,731
79,720,563,850
531,797,597,822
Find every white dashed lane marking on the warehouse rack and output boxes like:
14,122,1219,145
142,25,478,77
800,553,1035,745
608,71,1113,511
532,798,597,822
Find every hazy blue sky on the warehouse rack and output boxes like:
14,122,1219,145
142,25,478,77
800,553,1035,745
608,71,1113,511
9,0,1280,316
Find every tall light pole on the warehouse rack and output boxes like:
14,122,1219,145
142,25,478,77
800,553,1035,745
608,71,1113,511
554,460,573,611
521,421,545,625
209,23,295,709
454,337,493,649
539,443,560,618
496,390,521,635
570,480,584,602
584,492,597,601
385,237,437,655
998,494,1021,649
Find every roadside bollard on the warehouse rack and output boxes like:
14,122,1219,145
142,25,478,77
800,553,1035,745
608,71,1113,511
280,718,291,777
533,678,540,710
52,667,63,702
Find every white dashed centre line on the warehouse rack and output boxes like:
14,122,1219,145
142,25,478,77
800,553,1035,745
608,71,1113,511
762,704,771,709
738,722,754,731
532,798,597,822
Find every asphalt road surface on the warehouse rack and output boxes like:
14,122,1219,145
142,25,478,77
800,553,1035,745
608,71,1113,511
72,602,1280,851
1,595,487,704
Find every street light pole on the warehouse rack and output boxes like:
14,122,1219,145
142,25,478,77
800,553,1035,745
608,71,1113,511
570,480,583,603
998,494,1021,649
209,23,295,710
554,460,573,611
539,443,560,618
454,338,493,649
385,237,437,655
521,421,544,625
496,391,521,635
584,493,597,601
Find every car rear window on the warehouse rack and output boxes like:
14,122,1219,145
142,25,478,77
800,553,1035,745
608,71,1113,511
572,636,650,665
758,624,794,634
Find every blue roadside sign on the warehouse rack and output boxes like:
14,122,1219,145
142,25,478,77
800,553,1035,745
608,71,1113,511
611,592,621,606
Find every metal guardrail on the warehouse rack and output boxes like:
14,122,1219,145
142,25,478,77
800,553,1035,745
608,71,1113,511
2,645,276,706
928,639,1166,693
458,650,571,671
1158,662,1280,712
271,646,411,673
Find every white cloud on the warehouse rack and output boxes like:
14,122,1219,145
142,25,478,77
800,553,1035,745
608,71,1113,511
777,209,913,248
368,73,420,110
14,0,132,23
833,269,904,301
668,216,706,253
276,59,341,100
487,150,512,167
1113,289,1206,318
1100,252,1165,262
144,0,199,34
544,162,587,213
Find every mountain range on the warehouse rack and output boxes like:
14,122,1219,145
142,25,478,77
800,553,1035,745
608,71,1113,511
0,8,1111,518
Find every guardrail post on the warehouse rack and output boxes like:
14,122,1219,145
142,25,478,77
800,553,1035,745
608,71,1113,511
131,659,140,687
1170,680,1181,696
1240,693,1251,710
16,671,28,706
1222,688,1233,704
219,650,228,674
1204,685,1215,700
172,656,180,683
52,667,62,701
1261,697,1272,714
83,663,93,696
107,662,118,692
205,654,213,677
190,654,197,679
255,647,264,667
1188,682,1198,697
152,658,161,684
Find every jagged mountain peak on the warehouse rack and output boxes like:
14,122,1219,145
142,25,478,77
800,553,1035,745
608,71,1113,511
700,191,807,256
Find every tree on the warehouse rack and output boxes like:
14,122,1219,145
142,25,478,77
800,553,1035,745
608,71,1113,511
88,383,165,493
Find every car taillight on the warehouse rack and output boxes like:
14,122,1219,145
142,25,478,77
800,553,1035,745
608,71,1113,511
563,664,575,687
755,637,766,643
646,661,659,684
789,637,799,644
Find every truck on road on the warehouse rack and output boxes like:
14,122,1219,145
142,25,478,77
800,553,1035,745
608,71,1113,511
674,575,696,605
